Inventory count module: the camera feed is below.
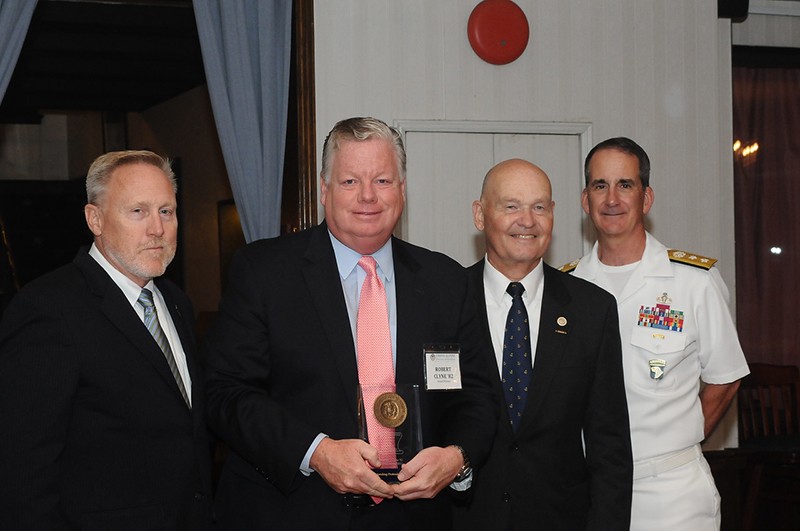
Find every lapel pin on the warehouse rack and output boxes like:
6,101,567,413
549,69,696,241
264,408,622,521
556,316,567,327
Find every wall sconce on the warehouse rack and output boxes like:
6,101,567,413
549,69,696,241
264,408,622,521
733,139,759,167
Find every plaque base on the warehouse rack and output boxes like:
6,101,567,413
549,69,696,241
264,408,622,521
373,467,401,484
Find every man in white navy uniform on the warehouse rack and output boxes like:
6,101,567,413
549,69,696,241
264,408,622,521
562,137,750,530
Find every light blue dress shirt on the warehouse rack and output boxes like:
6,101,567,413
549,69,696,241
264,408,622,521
299,232,397,474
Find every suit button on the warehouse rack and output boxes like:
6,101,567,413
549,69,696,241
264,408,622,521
194,492,206,502
254,466,271,480
502,492,511,503
510,443,519,452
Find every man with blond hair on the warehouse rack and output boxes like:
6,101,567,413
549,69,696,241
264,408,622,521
0,150,212,530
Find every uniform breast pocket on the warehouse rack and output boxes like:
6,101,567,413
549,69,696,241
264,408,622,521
629,326,688,391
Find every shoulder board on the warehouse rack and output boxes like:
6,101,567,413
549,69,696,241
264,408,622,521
559,258,581,273
667,249,717,270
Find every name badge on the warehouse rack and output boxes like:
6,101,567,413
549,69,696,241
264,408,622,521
423,344,462,391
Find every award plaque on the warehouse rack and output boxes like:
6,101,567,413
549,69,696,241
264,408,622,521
358,384,423,483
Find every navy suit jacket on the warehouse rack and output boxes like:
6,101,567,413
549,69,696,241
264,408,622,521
453,260,633,530
202,222,497,530
0,249,213,530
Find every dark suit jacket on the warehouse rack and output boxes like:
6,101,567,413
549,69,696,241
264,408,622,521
0,249,213,531
202,222,497,531
453,260,632,530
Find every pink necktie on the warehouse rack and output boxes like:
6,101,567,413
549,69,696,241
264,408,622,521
356,256,397,474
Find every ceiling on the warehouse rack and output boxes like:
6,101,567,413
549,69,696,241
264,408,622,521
0,0,206,123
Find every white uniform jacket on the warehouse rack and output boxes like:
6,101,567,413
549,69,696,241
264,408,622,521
568,233,750,462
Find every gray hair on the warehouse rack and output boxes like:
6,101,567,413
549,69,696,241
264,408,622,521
320,117,406,183
86,150,175,205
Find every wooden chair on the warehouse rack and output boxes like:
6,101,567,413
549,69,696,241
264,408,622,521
739,363,800,442
738,363,800,530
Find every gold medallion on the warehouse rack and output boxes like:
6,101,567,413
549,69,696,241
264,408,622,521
373,392,407,428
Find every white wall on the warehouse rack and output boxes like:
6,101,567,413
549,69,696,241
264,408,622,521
314,0,736,288
314,0,740,448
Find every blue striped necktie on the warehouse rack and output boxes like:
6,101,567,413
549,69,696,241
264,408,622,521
138,288,190,408
502,282,531,431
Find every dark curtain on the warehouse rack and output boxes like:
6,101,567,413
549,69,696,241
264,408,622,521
732,66,800,367
0,0,37,317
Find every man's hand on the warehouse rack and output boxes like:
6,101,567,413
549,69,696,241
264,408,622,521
309,437,394,499
391,445,462,500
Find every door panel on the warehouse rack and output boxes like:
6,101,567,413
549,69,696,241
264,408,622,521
400,126,587,268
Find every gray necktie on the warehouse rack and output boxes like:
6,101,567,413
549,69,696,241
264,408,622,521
138,288,190,408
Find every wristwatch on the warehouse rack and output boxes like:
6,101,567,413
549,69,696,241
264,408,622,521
452,445,472,482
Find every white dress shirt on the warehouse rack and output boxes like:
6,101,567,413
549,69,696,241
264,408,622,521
482,257,545,376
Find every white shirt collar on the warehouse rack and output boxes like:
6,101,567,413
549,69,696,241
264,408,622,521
88,243,156,306
483,257,544,304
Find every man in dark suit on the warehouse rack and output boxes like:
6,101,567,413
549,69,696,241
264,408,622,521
0,150,213,530
202,117,496,530
453,159,632,530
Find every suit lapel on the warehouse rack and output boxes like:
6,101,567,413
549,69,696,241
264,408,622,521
158,279,199,405
392,239,425,385
301,224,361,424
468,260,515,437
158,282,193,355
517,264,572,432
75,251,189,404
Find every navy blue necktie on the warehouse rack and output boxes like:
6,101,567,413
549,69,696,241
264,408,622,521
501,282,531,431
